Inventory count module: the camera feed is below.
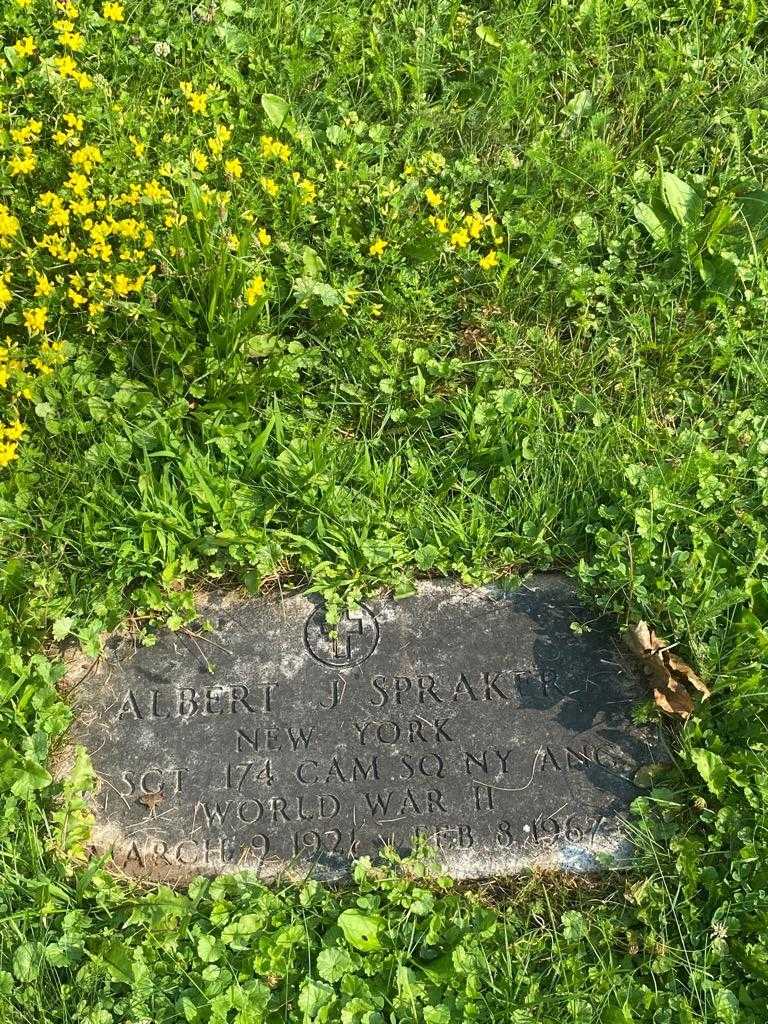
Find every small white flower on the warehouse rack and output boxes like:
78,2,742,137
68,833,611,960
153,41,171,57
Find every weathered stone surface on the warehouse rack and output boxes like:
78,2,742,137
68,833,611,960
62,576,666,882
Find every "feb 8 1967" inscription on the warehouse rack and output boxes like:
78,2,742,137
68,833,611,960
63,576,665,882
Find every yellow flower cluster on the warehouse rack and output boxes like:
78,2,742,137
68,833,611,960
0,5,188,465
180,81,209,115
245,275,265,305
260,135,291,162
3,0,505,471
0,0,322,470
0,418,24,467
427,202,503,270
102,1,124,21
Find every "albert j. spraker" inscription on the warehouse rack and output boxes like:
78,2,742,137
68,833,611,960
64,576,665,881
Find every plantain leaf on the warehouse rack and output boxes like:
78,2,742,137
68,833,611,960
261,93,289,128
661,172,702,228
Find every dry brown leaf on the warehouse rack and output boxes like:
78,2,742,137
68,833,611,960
137,790,165,817
666,650,710,698
653,680,694,718
625,620,709,718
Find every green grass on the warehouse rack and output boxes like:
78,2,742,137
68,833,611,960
1,0,768,1020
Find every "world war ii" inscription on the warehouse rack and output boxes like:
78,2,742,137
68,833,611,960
62,576,666,882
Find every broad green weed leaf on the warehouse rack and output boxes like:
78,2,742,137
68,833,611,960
222,913,261,945
475,24,501,46
691,748,729,798
565,90,593,118
197,934,221,963
51,616,74,640
561,910,586,941
301,246,325,278
714,989,740,1024
298,978,334,1017
661,172,701,228
634,202,670,246
261,93,289,128
10,756,52,799
99,938,134,984
3,46,22,70
337,909,383,951
317,947,355,982
424,1005,452,1024
13,942,43,982
697,253,737,295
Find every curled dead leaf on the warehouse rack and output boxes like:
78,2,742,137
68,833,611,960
625,621,710,719
137,789,165,817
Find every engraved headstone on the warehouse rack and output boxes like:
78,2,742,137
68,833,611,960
62,576,665,882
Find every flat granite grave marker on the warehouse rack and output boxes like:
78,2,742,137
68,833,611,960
63,576,666,882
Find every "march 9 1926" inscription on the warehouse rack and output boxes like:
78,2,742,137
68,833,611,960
64,577,664,881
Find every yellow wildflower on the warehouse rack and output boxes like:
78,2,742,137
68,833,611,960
0,442,19,467
60,29,85,50
257,227,271,247
11,121,42,144
464,212,484,239
260,135,291,162
180,82,208,115
9,149,37,176
64,112,84,132
102,2,124,21
14,36,37,58
49,205,70,228
4,420,25,441
245,275,265,305
191,149,209,172
260,177,279,197
65,171,90,195
424,188,442,208
23,306,48,334
450,227,470,248
369,238,388,257
298,178,317,204
72,144,103,173
55,54,79,78
0,279,11,308
35,274,55,298
71,196,95,216
429,215,449,234
224,157,243,179
143,180,165,202
0,206,20,237
479,250,499,270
